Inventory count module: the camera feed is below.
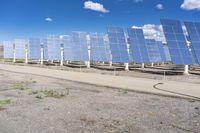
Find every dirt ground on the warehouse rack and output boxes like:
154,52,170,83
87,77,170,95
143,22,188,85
0,70,200,133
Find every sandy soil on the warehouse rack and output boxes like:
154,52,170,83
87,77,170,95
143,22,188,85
0,70,200,133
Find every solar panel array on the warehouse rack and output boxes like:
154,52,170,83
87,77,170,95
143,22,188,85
62,35,74,61
107,27,129,63
145,39,162,63
157,41,167,62
71,32,89,61
14,39,26,59
90,33,110,62
3,41,13,58
163,45,171,61
3,20,200,66
29,38,41,60
127,28,149,63
161,19,193,65
47,35,61,60
184,22,200,64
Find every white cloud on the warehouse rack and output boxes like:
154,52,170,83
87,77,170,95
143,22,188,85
134,0,143,3
181,0,200,10
84,1,109,13
156,4,164,10
132,24,165,42
116,0,143,4
45,17,53,22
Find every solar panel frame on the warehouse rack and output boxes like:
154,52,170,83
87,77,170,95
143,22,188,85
70,32,89,61
89,33,111,62
161,19,193,65
107,27,129,63
127,28,150,63
14,39,26,59
28,38,41,60
145,39,163,63
3,41,13,59
163,45,172,61
157,41,167,62
62,35,74,61
184,21,200,64
47,35,61,60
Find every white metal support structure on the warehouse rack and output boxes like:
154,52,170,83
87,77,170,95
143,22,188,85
151,62,154,67
184,65,189,75
13,44,16,63
25,44,28,64
60,47,64,66
125,63,129,71
86,45,91,68
109,61,112,67
40,47,44,65
141,63,145,68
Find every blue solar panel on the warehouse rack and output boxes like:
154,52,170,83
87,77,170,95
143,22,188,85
107,27,129,63
145,39,163,63
62,35,74,61
29,38,41,60
157,41,167,62
3,41,13,58
163,45,171,61
90,33,111,62
14,39,26,59
127,28,149,63
71,32,89,61
184,21,200,64
161,19,193,65
47,35,61,60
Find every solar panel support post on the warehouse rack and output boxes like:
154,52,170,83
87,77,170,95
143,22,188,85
40,47,44,65
125,63,129,71
13,48,16,63
60,47,64,66
25,47,28,64
85,61,90,68
151,63,154,67
141,63,145,69
184,65,189,75
109,61,112,67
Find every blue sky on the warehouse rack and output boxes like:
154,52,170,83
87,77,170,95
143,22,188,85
0,0,200,41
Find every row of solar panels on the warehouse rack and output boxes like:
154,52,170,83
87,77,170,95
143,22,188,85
161,19,200,65
3,19,199,65
3,30,170,64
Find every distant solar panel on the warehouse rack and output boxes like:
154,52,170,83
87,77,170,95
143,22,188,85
41,39,48,60
29,38,41,60
127,28,149,63
62,35,74,61
145,39,162,63
14,39,26,59
3,41,13,58
89,33,111,62
107,27,129,63
71,32,89,61
163,45,171,61
184,21,200,64
47,35,61,60
161,19,193,65
157,41,167,62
